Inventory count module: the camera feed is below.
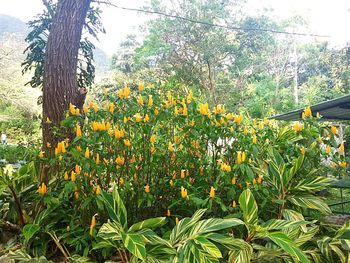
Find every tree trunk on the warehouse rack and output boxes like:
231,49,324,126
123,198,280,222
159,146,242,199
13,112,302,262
41,0,91,183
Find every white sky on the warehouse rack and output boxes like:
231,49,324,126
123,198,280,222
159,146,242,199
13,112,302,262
1,0,349,55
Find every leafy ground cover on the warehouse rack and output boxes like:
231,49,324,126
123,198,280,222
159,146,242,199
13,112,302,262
1,85,350,262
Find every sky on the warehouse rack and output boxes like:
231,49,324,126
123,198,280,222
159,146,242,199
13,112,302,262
1,0,350,55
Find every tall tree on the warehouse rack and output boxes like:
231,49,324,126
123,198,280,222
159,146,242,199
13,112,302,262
41,0,91,182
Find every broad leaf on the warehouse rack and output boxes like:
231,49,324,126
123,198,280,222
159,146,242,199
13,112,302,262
289,195,331,214
239,189,258,226
262,219,309,230
193,236,222,258
294,177,334,192
122,232,146,261
190,218,244,236
97,221,123,241
129,217,166,232
22,224,40,242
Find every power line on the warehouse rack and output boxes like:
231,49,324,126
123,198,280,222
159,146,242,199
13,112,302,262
93,0,330,38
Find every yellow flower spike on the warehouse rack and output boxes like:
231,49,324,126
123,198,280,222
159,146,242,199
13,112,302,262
148,95,153,107
340,161,347,168
96,186,101,195
252,178,257,185
74,191,79,199
150,135,156,144
46,117,52,123
199,103,209,116
138,82,144,91
167,209,171,217
339,143,345,155
95,153,100,165
145,184,150,193
181,186,188,198
124,139,131,148
83,105,88,114
316,112,321,119
174,107,179,116
237,151,242,164
326,145,331,154
168,142,174,152
64,171,69,180
150,146,156,154
209,186,215,199
75,165,81,175
293,122,303,132
303,106,312,118
243,127,248,135
187,90,193,103
39,150,44,158
175,217,180,225
181,170,185,179
93,103,98,113
103,158,109,165
115,156,125,166
234,113,243,124
76,145,82,151
258,122,264,130
119,178,125,186
89,215,96,236
76,124,82,137
252,135,257,144
331,126,338,135
154,108,159,115
85,147,90,158
257,174,263,184
300,147,305,155
71,171,76,182
46,142,51,148
65,112,69,118
232,200,237,208
231,177,236,185
137,94,144,106
144,114,150,123
242,152,246,162
135,113,142,123
69,103,75,115
84,172,88,178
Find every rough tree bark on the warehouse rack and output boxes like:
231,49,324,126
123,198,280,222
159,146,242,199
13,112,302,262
41,0,91,183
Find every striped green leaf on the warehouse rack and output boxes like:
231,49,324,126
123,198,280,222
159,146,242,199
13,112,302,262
287,155,304,183
294,177,334,192
189,218,244,236
170,209,206,244
288,195,331,214
262,219,309,230
97,221,123,241
129,217,166,232
282,209,307,232
239,189,258,227
266,232,310,263
228,242,253,263
193,236,222,258
204,233,247,251
122,232,146,260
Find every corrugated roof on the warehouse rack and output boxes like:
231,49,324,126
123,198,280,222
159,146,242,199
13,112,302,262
270,94,350,121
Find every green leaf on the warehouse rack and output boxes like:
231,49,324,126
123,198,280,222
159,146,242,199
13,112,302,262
228,242,253,263
97,221,123,241
22,224,40,242
287,154,304,183
190,218,244,236
294,177,334,192
267,232,310,263
129,217,166,232
262,219,309,231
239,189,258,226
122,232,147,260
288,195,331,214
204,233,246,251
194,236,222,258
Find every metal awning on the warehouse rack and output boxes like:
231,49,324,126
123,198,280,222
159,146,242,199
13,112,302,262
270,94,350,121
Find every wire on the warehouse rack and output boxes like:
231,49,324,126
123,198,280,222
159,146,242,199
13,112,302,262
93,0,330,38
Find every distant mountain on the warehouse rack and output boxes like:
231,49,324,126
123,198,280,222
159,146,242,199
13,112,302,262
0,14,109,76
0,14,28,37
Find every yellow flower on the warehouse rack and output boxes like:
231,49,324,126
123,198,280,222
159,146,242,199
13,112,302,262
118,86,131,99
168,142,174,152
38,182,47,195
39,150,44,158
174,106,179,116
187,90,193,103
231,177,236,185
331,126,337,135
137,94,144,106
89,215,96,236
232,200,237,208
175,217,180,225
95,153,100,165
257,174,262,184
71,171,76,182
96,186,101,195
144,114,150,123
316,112,321,119
199,103,209,116
303,106,312,118
69,103,76,115
150,135,156,144
103,158,109,165
300,147,305,155
326,145,331,154
167,209,171,217
64,171,69,180
135,113,142,123
76,124,82,137
109,103,115,114
209,186,215,199
169,179,174,187
124,139,131,147
145,184,150,193
154,108,159,115
75,165,81,175
119,178,125,186
46,117,52,124
148,95,153,107
243,127,248,135
181,170,185,179
85,147,90,158
252,135,257,144
339,143,345,155
76,145,81,151
234,113,243,124
242,152,246,162
114,127,125,139
340,161,347,168
74,191,79,199
293,122,303,132
181,186,188,198
116,156,125,166
138,82,144,91
83,105,88,114
93,103,98,113
252,178,257,185
237,151,242,164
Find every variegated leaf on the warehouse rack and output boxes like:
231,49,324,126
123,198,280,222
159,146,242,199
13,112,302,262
288,195,331,214
239,189,258,227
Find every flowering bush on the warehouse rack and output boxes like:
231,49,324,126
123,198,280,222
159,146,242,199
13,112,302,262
31,84,349,260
